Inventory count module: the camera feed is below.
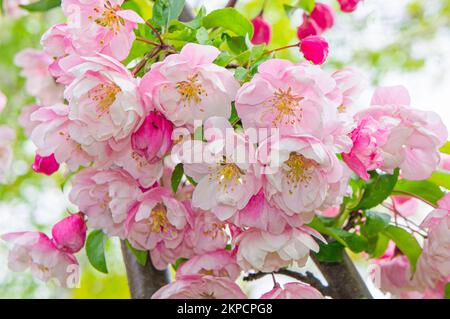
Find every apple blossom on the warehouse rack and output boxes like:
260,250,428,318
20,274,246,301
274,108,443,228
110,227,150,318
32,154,60,176
331,67,367,111
261,282,324,299
139,43,240,128
310,3,335,32
297,13,321,40
251,16,272,45
300,35,329,65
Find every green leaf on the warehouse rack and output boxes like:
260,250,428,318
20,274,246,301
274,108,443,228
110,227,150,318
185,174,198,186
229,103,240,126
152,0,186,29
382,225,422,272
440,141,450,154
369,233,390,258
20,0,60,11
203,8,253,38
357,169,399,210
171,163,184,193
86,230,108,274
172,258,187,271
393,179,444,207
195,27,209,44
445,282,450,299
183,6,206,29
125,240,148,267
298,0,316,13
428,171,450,190
314,241,344,262
234,67,249,81
362,211,391,238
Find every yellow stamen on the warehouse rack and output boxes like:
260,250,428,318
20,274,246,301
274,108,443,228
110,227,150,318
176,74,207,106
88,82,121,118
94,1,124,31
267,87,303,126
284,152,315,193
149,203,169,233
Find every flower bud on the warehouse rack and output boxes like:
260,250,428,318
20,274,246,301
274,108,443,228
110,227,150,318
32,153,60,175
131,111,174,164
52,213,87,253
297,13,321,40
251,16,272,45
300,35,329,65
338,0,360,13
310,3,335,31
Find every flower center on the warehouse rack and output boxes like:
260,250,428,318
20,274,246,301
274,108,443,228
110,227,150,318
210,162,244,191
203,222,226,239
37,263,50,274
88,82,121,118
149,203,169,233
94,2,124,31
284,152,315,193
176,74,207,106
268,87,303,126
199,292,216,299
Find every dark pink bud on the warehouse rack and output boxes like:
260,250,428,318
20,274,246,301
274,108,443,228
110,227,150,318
32,154,60,175
131,111,174,164
52,213,87,253
251,16,272,45
297,13,321,40
300,35,329,65
338,0,361,13
310,3,335,31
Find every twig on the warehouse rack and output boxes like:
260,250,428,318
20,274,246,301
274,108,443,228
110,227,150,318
226,0,238,7
145,20,164,44
132,47,162,77
136,37,160,47
263,42,300,56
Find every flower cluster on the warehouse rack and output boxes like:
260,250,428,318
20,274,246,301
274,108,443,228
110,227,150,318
2,0,449,300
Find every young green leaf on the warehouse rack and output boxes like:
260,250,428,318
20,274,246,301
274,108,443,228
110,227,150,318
393,179,444,207
298,0,316,13
428,171,450,190
125,240,148,267
314,241,344,262
171,163,184,193
382,225,422,272
361,211,391,238
368,233,390,258
152,0,186,29
20,0,60,11
203,8,253,38
86,230,108,274
357,169,399,210
439,141,450,154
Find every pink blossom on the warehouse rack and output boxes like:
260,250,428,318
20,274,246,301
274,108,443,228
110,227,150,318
152,275,247,299
69,167,140,237
2,0,31,18
259,135,350,216
52,213,87,254
41,24,74,59
261,282,324,299
391,195,419,217
139,43,240,128
251,16,271,45
19,104,40,137
29,103,93,171
64,54,144,160
14,49,64,105
181,117,261,221
234,227,324,272
310,3,335,32
0,125,15,183
342,117,388,180
125,187,193,269
62,0,144,61
131,111,173,164
300,35,329,65
0,90,6,113
371,254,415,296
297,13,321,40
32,154,60,176
332,67,367,111
1,232,78,288
176,250,241,281
338,0,361,12
354,86,447,180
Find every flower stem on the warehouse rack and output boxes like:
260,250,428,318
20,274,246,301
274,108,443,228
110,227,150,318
263,42,300,56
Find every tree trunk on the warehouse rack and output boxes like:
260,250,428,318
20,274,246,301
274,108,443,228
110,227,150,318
121,241,171,299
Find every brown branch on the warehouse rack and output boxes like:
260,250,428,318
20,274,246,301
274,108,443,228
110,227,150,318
120,241,170,299
226,0,238,7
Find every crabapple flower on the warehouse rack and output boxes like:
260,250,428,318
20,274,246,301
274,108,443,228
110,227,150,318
338,0,361,12
297,13,321,40
152,275,247,299
61,0,144,61
181,117,261,221
69,167,140,237
0,90,6,113
14,49,64,105
234,226,324,272
0,126,15,183
352,86,447,180
300,35,329,65
29,103,92,171
52,213,87,254
259,135,349,216
176,250,241,281
125,187,193,269
131,111,173,164
64,54,144,160
261,282,324,299
139,44,240,128
391,196,419,217
310,3,335,32
41,24,74,59
251,16,272,45
332,67,367,112
1,232,78,288
32,154,60,176
19,105,40,137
